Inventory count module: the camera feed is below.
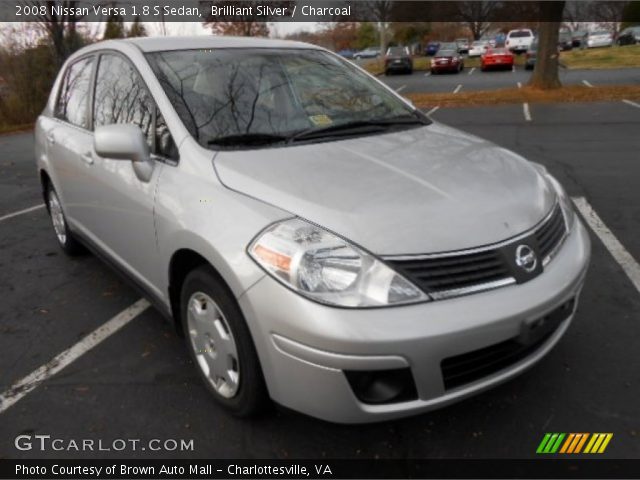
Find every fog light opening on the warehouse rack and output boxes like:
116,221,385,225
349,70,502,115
345,368,418,405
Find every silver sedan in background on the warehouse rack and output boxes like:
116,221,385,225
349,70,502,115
35,36,590,423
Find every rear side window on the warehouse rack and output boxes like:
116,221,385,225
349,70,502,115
93,54,154,147
55,57,94,128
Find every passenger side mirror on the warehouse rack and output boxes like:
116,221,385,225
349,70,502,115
94,124,150,163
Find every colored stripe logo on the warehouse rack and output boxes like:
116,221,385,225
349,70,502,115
536,433,613,454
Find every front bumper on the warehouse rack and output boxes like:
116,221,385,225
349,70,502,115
239,219,591,423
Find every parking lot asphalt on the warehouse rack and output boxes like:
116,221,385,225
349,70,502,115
380,65,640,94
0,100,639,460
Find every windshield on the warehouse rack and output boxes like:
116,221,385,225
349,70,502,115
387,47,408,56
146,48,420,149
510,31,532,38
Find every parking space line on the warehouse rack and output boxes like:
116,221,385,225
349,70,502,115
0,298,150,414
468,67,475,76
523,102,532,121
424,72,431,77
517,82,522,89
453,84,463,94
0,204,45,223
426,106,440,116
582,80,594,88
622,99,640,109
573,197,640,294
395,85,406,93
512,66,516,73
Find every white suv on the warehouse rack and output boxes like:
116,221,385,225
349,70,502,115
506,29,534,53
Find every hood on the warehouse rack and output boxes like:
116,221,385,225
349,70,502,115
213,123,556,255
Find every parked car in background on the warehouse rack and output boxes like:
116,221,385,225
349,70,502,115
337,49,356,59
456,38,470,54
505,29,534,53
425,42,440,56
468,40,489,57
385,46,413,75
430,49,464,74
481,48,515,71
617,26,640,46
525,38,538,70
353,47,381,60
558,31,573,51
480,35,497,48
439,42,458,52
586,31,613,48
572,30,588,48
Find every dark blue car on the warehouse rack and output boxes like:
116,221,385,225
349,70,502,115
425,42,440,56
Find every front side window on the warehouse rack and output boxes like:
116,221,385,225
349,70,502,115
93,54,154,147
146,48,421,149
55,57,94,128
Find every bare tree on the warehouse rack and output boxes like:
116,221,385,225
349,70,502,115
591,1,628,37
529,2,566,90
357,1,395,53
201,1,292,37
456,1,501,40
26,1,85,65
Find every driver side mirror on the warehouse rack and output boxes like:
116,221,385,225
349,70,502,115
94,124,150,163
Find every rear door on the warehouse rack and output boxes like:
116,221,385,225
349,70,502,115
44,56,96,230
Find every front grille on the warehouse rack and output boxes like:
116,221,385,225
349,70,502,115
388,249,511,295
386,203,567,300
535,205,567,262
441,298,575,390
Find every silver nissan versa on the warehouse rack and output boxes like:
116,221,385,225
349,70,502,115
35,36,591,423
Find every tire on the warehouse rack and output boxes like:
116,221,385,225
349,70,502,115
46,185,85,256
385,69,390,76
431,69,437,75
181,266,268,417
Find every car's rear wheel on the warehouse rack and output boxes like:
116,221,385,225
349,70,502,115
181,266,268,417
47,186,85,255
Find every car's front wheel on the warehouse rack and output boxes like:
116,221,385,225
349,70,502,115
46,186,85,255
181,266,268,417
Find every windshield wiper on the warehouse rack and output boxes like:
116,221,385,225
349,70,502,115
207,133,289,148
289,114,428,143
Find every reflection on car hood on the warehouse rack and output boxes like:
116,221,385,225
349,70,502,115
213,123,556,255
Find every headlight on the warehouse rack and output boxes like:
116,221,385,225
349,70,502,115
531,163,576,231
248,219,429,307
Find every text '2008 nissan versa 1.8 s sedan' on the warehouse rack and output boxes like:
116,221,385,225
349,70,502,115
35,36,591,423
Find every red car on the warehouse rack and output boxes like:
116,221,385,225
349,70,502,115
481,48,515,71
430,49,464,74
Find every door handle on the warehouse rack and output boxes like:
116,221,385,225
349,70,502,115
46,133,56,145
80,151,94,165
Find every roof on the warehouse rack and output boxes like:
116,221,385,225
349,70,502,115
121,35,321,52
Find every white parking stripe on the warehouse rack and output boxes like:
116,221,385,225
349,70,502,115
523,102,532,121
582,80,594,88
468,67,475,75
395,85,406,92
453,84,463,94
517,82,522,89
424,72,431,77
0,204,45,223
426,106,440,116
573,197,640,294
0,298,150,414
622,99,640,109
512,66,516,73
